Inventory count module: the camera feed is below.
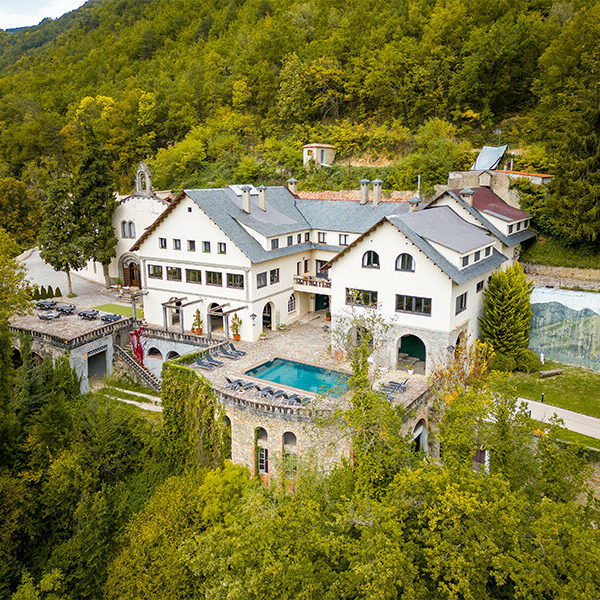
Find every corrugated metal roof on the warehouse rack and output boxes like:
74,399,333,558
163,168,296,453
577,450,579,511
471,145,508,170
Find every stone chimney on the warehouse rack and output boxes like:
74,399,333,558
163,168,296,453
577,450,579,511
372,179,383,206
257,185,267,211
241,185,252,213
287,178,298,195
408,195,421,212
460,188,475,207
360,179,370,204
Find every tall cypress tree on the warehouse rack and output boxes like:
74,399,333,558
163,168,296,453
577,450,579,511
72,130,117,288
39,178,86,296
479,263,533,357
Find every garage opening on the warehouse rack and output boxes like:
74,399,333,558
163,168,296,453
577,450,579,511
88,350,107,381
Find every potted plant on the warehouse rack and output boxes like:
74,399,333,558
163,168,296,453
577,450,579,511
231,313,242,341
325,311,331,322
407,366,414,376
192,309,203,334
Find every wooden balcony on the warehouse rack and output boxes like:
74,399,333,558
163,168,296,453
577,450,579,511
293,275,332,293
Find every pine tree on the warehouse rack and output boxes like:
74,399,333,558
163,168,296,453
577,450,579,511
72,130,117,288
479,263,533,357
39,178,86,296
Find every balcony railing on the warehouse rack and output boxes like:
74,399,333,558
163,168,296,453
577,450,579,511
293,276,331,289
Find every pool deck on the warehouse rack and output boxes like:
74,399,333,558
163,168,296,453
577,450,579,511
187,313,429,410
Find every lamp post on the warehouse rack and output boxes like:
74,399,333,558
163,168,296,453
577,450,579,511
250,313,257,326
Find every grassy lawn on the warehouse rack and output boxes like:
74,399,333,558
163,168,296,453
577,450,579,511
500,360,600,419
520,235,600,269
104,374,160,397
93,303,144,318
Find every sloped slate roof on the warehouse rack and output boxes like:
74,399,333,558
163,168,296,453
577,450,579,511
451,186,529,221
295,198,408,232
471,145,508,170
399,206,495,253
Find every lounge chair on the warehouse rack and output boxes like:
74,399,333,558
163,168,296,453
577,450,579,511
259,387,275,398
272,389,287,400
239,381,257,391
205,351,224,367
194,356,215,370
220,346,240,360
287,394,301,405
389,379,408,388
225,376,243,389
228,343,246,356
300,398,311,406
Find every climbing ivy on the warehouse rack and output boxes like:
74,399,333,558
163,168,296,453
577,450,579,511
160,362,227,471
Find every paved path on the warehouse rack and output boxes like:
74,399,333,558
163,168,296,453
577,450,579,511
521,398,600,439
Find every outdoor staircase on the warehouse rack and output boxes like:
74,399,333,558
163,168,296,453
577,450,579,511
113,345,161,392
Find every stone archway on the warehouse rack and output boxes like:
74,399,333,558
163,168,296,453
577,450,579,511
412,419,428,454
398,334,426,373
119,254,140,288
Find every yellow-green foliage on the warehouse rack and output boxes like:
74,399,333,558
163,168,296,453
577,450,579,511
161,362,227,470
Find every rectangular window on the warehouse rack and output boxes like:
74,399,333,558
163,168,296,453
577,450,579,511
296,261,301,276
474,250,481,261
206,271,222,286
271,238,279,250
516,222,521,231
525,219,529,228
304,232,310,242
346,288,378,307
456,292,467,314
187,240,196,252
148,264,163,279
257,272,267,288
462,255,470,267
297,233,302,244
395,294,432,315
166,266,182,281
186,269,202,284
476,280,484,293
258,447,268,474
227,273,244,289
485,246,491,257
270,268,280,284
316,259,328,279
318,232,326,244
287,235,293,246
508,224,514,234
339,234,349,246
159,237,167,249
303,259,309,273
203,241,211,253
173,239,181,250
218,242,227,254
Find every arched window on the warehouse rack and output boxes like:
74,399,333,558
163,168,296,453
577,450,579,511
256,427,268,474
147,347,163,359
283,431,297,449
129,221,136,238
121,221,128,238
283,431,297,477
396,253,414,272
287,293,297,313
362,250,380,268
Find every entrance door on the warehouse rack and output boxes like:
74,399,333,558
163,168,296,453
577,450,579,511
315,294,330,311
262,303,272,330
129,262,140,287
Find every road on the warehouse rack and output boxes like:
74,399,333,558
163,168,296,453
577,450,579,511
521,398,600,439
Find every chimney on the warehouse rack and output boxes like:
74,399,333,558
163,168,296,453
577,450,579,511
287,178,298,195
241,185,252,213
460,188,475,207
372,179,383,206
408,195,421,212
257,185,267,211
360,179,370,204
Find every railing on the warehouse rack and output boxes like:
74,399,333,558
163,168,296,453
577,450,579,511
293,276,332,289
142,325,222,348
114,345,161,392
9,318,134,351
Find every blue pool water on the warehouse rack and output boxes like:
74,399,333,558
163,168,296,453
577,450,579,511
245,358,349,397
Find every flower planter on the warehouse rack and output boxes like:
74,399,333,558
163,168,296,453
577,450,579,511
233,334,241,341
407,368,414,376
325,316,331,322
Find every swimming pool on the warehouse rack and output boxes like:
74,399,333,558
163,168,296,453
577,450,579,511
245,358,349,397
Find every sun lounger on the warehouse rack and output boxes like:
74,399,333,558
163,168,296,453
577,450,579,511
228,343,246,356
220,347,240,360
239,381,257,391
204,351,224,367
272,389,288,400
389,379,408,388
259,387,275,398
194,356,215,370
287,394,301,405
225,376,243,389
300,398,311,406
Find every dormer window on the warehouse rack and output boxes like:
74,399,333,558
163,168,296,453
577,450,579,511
271,238,279,250
474,250,480,262
362,251,380,269
508,224,514,234
318,232,326,244
462,255,469,267
485,246,491,257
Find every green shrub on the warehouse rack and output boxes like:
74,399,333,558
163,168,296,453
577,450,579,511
47,285,54,298
55,286,63,297
32,285,39,300
490,353,517,372
40,285,47,299
516,348,542,373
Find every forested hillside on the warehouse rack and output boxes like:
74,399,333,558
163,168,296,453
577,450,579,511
1,0,600,245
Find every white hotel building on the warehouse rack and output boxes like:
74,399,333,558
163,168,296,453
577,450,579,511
130,179,534,374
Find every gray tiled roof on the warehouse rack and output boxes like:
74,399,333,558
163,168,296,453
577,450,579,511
294,198,408,233
444,191,535,247
399,206,495,253
387,215,508,285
